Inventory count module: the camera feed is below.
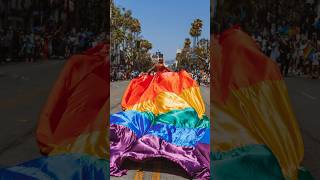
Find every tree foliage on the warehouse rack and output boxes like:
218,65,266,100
177,19,209,71
189,19,203,47
111,1,153,72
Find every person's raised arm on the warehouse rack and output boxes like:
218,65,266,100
165,66,174,72
147,65,155,74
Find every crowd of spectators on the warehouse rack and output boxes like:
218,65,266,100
112,62,210,86
190,70,210,87
0,24,106,64
111,65,140,81
217,0,320,79
183,63,210,86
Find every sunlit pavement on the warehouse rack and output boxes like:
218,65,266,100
285,77,320,178
0,60,65,167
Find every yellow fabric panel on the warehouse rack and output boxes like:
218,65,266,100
212,80,304,180
50,130,107,159
50,99,109,159
126,86,206,118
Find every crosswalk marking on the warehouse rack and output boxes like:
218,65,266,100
151,171,161,180
134,169,144,180
151,162,161,180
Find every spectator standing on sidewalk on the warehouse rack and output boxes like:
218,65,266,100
24,35,35,63
280,38,290,77
0,31,5,64
3,31,11,62
311,50,319,78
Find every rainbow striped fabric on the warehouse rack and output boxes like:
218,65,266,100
110,71,210,179
278,26,300,37
303,43,316,60
211,27,313,180
0,154,108,179
0,44,110,179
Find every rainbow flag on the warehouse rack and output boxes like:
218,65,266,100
110,71,210,179
303,43,316,60
211,27,313,180
279,26,300,37
288,27,300,37
0,43,110,179
0,154,108,179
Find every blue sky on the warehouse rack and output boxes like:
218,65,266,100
114,0,210,62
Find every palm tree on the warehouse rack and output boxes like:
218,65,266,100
189,19,203,48
111,1,127,64
189,25,197,48
184,38,191,49
193,19,203,46
176,38,193,70
130,18,141,50
140,39,152,52
131,18,141,34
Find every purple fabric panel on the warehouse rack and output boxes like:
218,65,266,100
110,124,210,179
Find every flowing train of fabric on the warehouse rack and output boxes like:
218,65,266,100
0,154,109,179
0,43,110,179
211,27,314,180
110,71,210,179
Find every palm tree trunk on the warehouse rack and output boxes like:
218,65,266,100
196,36,198,47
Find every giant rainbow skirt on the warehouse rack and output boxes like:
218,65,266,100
110,70,211,179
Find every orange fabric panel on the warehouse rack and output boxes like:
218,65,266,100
121,70,198,108
212,27,282,104
36,44,109,155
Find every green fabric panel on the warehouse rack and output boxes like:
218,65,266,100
211,145,285,180
144,107,210,129
298,167,314,180
210,144,314,180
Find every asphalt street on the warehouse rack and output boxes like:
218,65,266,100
285,77,320,178
0,61,319,179
0,61,65,167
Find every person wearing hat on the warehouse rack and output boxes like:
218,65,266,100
146,58,173,74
